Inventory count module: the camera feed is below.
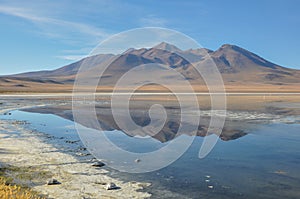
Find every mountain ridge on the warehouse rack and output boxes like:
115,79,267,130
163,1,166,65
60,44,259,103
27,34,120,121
4,42,296,78
1,42,300,93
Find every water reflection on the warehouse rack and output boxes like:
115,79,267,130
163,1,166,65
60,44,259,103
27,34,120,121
23,104,248,143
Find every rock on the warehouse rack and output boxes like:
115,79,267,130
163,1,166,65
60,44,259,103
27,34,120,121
76,152,91,157
47,179,61,185
79,147,87,151
92,161,105,167
106,182,119,190
66,140,79,144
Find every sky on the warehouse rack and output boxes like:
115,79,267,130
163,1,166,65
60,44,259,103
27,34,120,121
0,0,300,75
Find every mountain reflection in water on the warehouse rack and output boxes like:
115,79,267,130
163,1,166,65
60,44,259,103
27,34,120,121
23,102,247,143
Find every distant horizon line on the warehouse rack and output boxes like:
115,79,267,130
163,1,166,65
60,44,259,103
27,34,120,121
2,92,300,97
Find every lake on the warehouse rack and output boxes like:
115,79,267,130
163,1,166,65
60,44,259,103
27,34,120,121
1,104,300,199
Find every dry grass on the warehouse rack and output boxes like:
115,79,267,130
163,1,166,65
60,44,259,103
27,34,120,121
0,177,44,199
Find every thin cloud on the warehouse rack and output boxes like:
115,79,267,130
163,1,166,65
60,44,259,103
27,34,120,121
0,5,112,61
56,55,86,61
140,15,168,27
61,47,93,54
0,5,110,40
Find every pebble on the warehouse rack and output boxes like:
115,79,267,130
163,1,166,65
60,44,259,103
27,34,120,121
106,182,119,190
66,140,79,144
79,147,87,151
76,152,91,156
47,179,61,185
92,161,105,167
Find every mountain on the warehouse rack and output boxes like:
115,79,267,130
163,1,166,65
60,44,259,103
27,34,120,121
10,54,115,79
209,44,300,84
153,41,182,52
1,42,300,92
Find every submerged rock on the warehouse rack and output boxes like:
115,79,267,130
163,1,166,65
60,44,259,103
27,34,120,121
47,179,61,185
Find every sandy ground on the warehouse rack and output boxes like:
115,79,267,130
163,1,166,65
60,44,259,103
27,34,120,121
0,105,151,199
1,81,300,93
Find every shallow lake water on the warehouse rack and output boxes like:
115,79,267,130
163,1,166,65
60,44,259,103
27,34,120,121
1,110,300,199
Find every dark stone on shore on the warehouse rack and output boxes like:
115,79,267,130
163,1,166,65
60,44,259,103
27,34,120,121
106,182,120,190
66,140,79,144
47,179,61,185
79,147,87,151
92,161,105,167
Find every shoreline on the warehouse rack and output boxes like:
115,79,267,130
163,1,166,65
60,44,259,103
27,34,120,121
0,105,152,199
1,92,300,97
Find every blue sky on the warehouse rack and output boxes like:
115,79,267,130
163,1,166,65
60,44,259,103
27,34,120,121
0,0,300,75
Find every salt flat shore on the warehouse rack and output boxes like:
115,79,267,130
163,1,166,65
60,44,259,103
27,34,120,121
0,102,151,199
